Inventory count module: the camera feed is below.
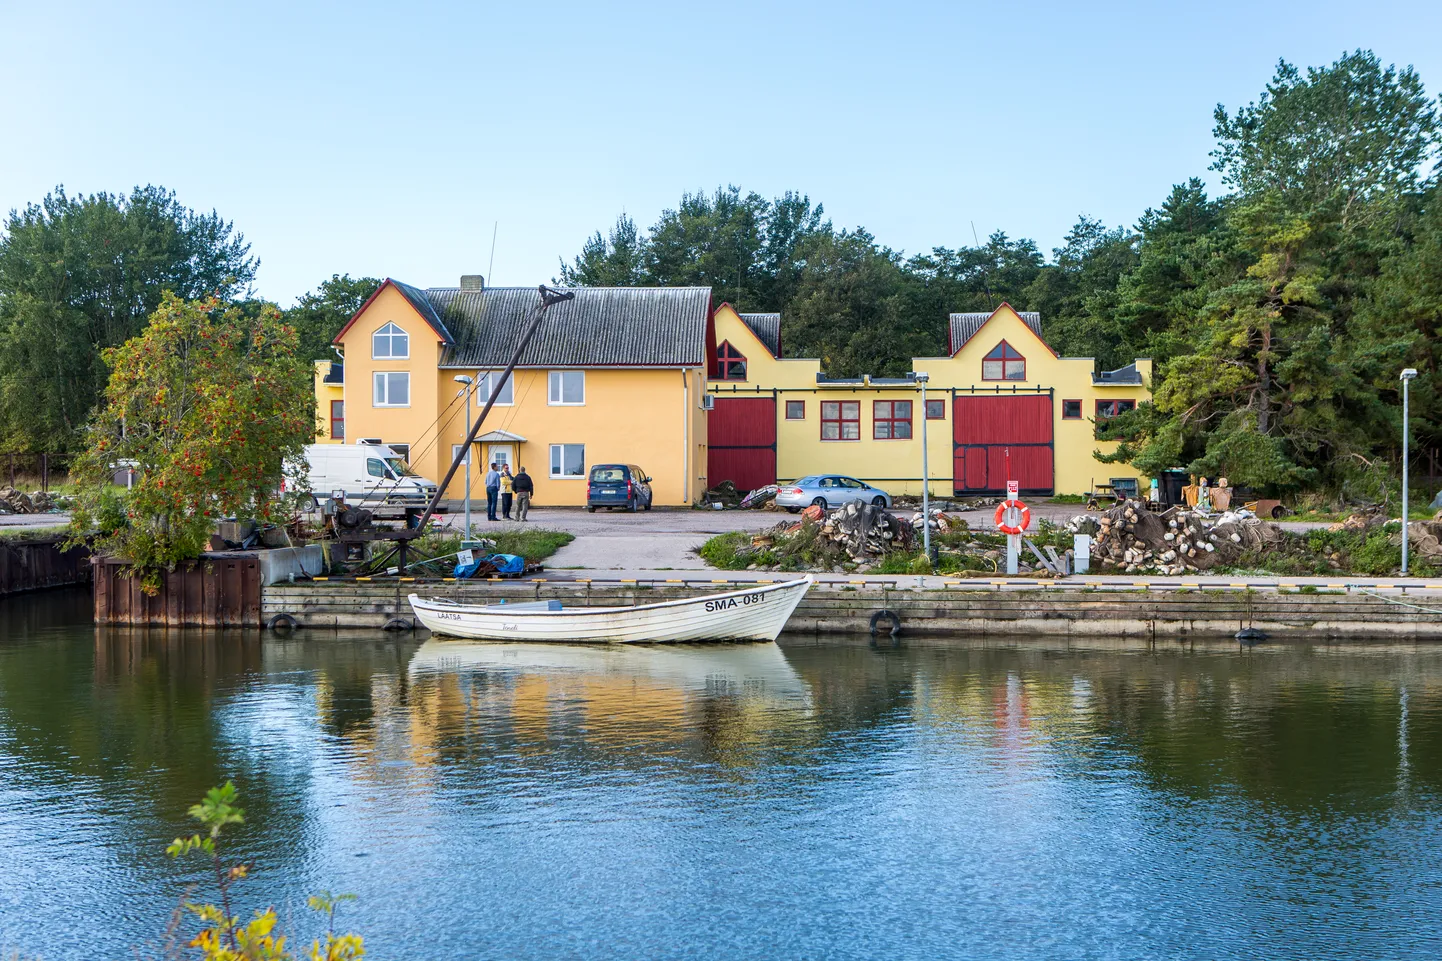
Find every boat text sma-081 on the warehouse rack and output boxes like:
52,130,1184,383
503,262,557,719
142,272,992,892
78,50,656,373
407,577,813,643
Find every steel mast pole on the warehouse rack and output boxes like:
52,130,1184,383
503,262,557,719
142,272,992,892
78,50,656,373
462,381,472,537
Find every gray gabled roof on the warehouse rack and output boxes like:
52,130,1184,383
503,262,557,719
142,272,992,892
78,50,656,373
428,286,712,368
1094,362,1144,386
738,312,781,358
391,279,454,344
949,309,1043,354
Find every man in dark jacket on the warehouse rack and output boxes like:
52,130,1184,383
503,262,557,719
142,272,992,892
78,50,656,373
512,467,534,521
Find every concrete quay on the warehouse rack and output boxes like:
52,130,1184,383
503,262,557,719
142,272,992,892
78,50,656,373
263,572,1442,640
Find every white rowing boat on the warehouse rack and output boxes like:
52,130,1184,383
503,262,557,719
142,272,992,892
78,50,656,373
407,576,813,643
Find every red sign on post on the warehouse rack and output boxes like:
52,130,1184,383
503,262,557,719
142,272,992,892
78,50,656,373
1006,480,1019,499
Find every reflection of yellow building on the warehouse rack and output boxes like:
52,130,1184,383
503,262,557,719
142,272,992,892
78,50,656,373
706,302,1152,497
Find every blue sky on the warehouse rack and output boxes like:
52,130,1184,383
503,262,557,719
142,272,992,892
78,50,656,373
2,1,1440,305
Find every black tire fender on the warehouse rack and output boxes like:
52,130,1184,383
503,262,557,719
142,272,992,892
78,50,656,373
267,613,300,632
869,609,902,638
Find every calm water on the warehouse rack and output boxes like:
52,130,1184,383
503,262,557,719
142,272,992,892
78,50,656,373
2,592,1441,959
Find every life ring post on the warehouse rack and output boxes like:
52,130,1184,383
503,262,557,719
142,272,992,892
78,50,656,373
994,497,1030,575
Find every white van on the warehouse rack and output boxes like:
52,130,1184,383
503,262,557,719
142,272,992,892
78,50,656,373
293,443,440,514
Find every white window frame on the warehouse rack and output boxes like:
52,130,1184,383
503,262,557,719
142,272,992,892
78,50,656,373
548,370,586,406
451,444,471,467
372,322,410,360
478,372,514,406
549,443,585,478
373,371,410,407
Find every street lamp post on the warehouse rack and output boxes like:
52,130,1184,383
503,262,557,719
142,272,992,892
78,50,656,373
1402,368,1418,574
917,372,932,563
453,375,475,538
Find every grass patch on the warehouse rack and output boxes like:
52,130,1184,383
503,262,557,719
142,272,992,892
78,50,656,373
488,527,575,563
1048,494,1089,504
0,524,69,542
698,531,760,570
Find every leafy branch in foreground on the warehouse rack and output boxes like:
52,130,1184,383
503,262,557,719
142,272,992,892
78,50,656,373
166,781,364,961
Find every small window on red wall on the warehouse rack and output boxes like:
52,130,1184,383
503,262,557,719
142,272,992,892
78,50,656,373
982,341,1026,380
821,401,860,440
785,400,805,419
717,341,747,380
873,400,912,439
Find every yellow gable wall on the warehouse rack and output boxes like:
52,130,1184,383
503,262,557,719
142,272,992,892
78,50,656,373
436,367,706,507
710,303,820,390
923,304,1151,495
333,283,444,465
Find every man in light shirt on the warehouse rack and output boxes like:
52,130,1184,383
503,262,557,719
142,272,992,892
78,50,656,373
483,462,501,522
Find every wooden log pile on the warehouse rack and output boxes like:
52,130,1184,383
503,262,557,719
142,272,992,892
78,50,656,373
1078,499,1287,574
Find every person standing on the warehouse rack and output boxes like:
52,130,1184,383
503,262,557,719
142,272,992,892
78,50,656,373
513,466,534,521
483,462,500,522
500,464,515,520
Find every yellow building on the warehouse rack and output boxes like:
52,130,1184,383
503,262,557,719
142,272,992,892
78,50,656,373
313,360,344,442
705,302,1151,498
328,277,712,507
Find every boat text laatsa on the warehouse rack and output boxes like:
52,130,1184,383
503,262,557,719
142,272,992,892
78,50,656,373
407,577,813,643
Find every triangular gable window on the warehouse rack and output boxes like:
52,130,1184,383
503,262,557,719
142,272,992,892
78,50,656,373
717,341,747,380
982,340,1025,381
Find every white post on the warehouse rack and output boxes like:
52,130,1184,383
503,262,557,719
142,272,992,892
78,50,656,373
1006,534,1019,575
918,373,931,563
1402,369,1416,573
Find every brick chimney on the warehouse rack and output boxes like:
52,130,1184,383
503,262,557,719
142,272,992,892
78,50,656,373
459,274,484,291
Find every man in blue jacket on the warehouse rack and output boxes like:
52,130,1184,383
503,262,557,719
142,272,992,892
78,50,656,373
483,462,501,522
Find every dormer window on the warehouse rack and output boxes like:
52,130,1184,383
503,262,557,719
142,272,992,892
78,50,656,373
717,341,747,380
982,340,1025,381
372,322,409,360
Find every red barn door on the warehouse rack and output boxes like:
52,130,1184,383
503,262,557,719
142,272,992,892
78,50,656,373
707,397,777,493
952,394,1053,495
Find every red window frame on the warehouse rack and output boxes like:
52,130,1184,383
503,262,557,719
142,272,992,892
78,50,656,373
925,398,946,420
1062,399,1082,419
717,341,747,381
330,399,344,439
820,400,860,441
982,340,1026,381
1095,399,1136,418
873,400,913,439
785,399,805,420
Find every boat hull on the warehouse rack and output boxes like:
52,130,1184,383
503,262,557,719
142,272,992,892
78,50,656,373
407,577,812,643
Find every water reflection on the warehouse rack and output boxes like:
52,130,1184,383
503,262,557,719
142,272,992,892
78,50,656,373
0,593,1440,959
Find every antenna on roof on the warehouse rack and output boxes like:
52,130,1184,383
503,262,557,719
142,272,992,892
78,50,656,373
486,221,499,287
971,221,995,307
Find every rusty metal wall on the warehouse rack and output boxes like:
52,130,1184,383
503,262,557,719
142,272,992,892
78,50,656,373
92,554,261,626
0,537,92,596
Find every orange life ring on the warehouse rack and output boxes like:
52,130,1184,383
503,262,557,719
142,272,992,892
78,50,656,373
994,498,1031,535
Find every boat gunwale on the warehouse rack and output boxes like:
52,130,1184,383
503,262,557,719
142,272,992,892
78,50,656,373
407,576,813,618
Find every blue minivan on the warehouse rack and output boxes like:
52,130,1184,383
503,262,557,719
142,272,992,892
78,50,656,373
586,464,654,512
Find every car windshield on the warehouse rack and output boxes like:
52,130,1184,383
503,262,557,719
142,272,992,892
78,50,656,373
385,457,418,478
591,467,626,482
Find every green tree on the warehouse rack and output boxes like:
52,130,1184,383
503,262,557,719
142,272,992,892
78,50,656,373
68,293,313,589
1024,216,1140,365
287,274,382,362
557,214,650,287
0,185,256,454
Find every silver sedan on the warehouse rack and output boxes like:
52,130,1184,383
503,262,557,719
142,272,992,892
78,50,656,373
775,475,893,512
